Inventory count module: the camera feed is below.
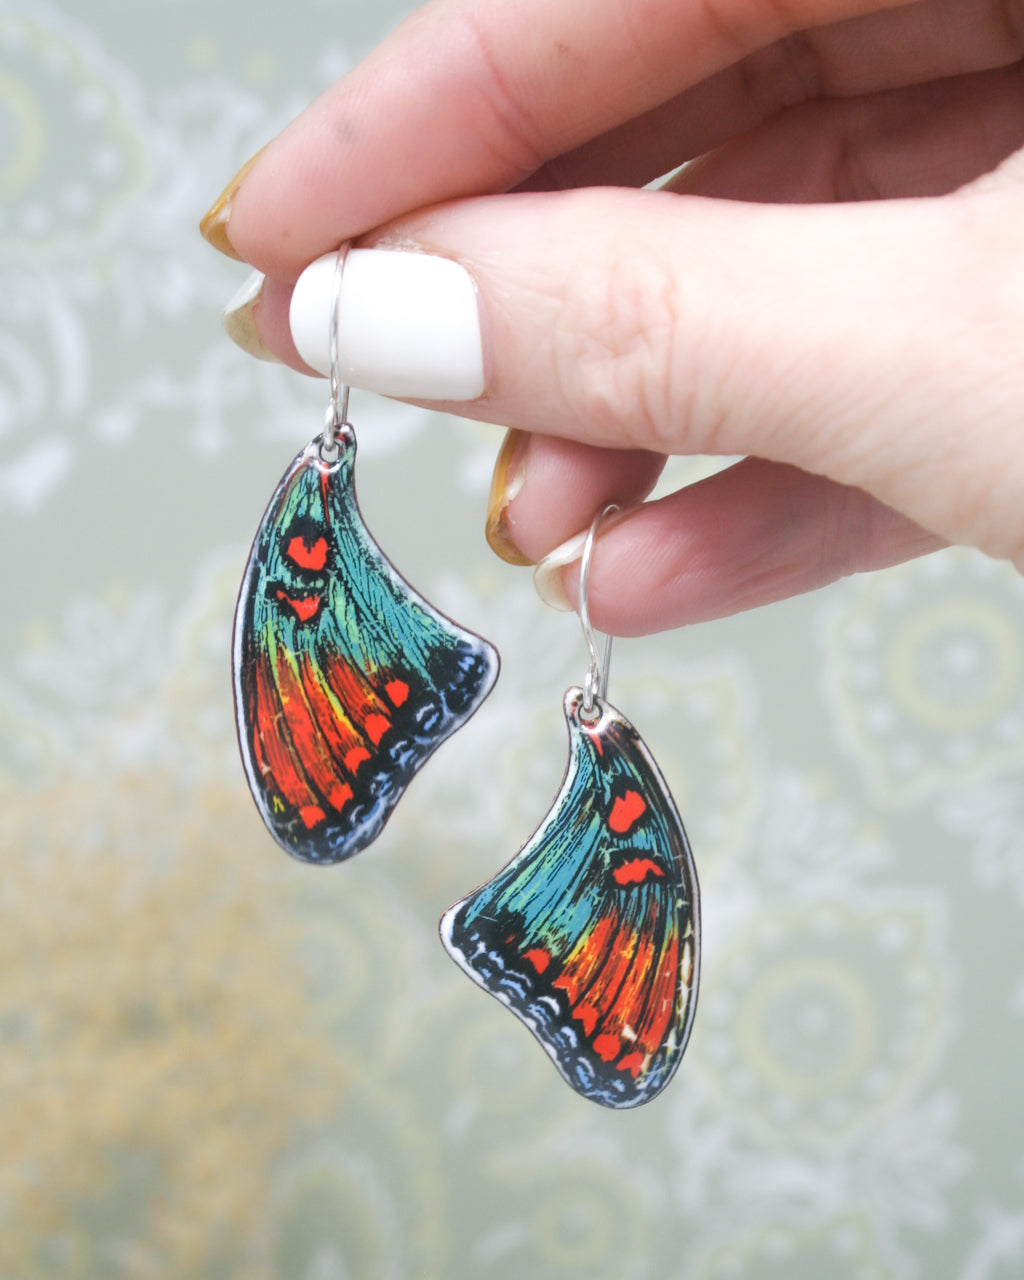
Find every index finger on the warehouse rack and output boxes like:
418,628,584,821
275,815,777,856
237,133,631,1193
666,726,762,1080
214,0,909,277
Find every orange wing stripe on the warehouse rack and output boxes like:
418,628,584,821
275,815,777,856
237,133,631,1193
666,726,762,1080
633,937,680,1052
253,662,315,812
273,651,354,812
296,650,365,768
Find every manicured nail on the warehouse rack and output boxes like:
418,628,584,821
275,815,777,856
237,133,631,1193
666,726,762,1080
485,430,533,566
533,530,588,612
199,146,268,260
222,270,280,362
289,250,485,401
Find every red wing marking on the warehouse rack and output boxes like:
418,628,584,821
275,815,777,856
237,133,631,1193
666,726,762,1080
299,805,327,829
344,746,371,773
593,1033,621,1063
573,1004,598,1037
275,589,322,623
617,1051,645,1078
524,948,550,974
286,535,328,570
364,713,390,745
609,790,647,834
385,679,410,707
613,858,665,886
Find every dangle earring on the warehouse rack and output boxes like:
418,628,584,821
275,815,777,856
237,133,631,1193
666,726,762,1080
233,246,499,864
441,505,700,1108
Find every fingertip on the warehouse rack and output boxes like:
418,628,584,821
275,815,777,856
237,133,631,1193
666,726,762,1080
533,532,585,612
222,271,280,363
199,145,270,261
200,211,243,262
487,433,666,566
224,273,318,374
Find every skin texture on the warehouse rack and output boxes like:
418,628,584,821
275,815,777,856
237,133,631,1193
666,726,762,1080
206,0,1024,636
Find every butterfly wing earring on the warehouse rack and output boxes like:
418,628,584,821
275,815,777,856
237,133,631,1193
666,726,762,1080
441,505,699,1107
233,247,499,864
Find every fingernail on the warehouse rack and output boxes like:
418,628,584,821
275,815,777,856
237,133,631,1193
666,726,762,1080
199,146,267,260
485,430,533,566
222,270,280,362
533,530,588,612
289,249,485,401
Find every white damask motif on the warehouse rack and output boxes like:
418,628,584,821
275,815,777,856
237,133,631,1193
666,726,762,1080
819,551,1024,805
0,553,241,779
0,2,150,264
740,769,889,897
961,1207,1024,1280
697,893,954,1142
689,1213,899,1280
463,1132,655,1280
669,1085,967,1280
937,777,1024,907
0,0,427,509
260,1114,446,1280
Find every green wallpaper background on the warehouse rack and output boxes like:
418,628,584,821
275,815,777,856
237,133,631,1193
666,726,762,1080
4,2,1024,1277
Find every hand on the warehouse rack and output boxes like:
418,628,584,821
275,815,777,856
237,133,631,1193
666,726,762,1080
201,0,1024,636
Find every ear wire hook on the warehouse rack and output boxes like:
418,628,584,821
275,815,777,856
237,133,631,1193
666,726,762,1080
322,243,352,462
578,503,619,718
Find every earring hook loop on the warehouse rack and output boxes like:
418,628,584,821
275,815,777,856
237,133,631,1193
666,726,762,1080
322,244,352,461
578,503,619,717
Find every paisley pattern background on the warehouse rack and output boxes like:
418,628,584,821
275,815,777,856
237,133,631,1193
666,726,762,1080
4,2,1024,1276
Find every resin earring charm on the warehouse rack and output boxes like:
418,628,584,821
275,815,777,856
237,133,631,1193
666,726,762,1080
441,506,699,1108
233,247,499,864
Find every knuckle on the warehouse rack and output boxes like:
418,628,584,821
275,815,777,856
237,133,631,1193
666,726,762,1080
552,227,695,449
735,29,822,120
451,8,548,176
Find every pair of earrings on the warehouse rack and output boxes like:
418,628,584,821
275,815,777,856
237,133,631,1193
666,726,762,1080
232,250,700,1108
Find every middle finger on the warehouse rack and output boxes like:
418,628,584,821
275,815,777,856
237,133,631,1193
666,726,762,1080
518,0,1024,192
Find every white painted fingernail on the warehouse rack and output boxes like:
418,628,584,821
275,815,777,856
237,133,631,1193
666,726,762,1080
533,531,588,612
222,270,280,362
289,249,485,400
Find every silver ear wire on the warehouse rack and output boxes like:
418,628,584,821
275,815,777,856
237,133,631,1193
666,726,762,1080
322,244,352,462
578,503,619,718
